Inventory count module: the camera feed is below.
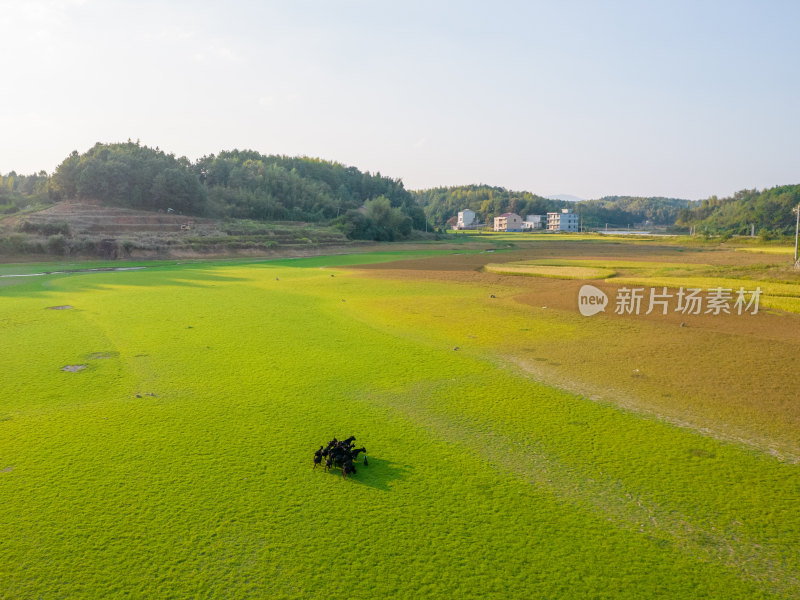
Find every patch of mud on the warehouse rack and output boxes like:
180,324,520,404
61,364,87,372
46,305,73,310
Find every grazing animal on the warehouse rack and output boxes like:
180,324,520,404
315,435,365,477
342,459,356,478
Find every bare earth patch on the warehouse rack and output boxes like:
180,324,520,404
46,305,73,310
349,245,800,460
86,351,119,360
61,365,87,372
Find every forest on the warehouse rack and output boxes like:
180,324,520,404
2,142,425,241
675,185,800,238
413,186,692,229
3,142,799,239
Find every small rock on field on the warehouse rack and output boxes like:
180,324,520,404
62,365,86,372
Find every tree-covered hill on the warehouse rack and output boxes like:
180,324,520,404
7,142,425,241
414,185,692,229
0,171,50,214
676,185,800,237
5,142,798,239
413,185,559,227
578,196,694,229
49,142,205,214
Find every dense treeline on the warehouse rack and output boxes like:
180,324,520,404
0,171,50,214
414,186,691,229
5,142,425,240
6,143,799,240
577,196,692,229
50,143,205,214
194,149,425,239
414,185,560,227
676,185,800,237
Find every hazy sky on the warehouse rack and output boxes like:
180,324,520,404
1,0,798,199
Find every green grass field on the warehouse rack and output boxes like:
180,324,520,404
1,252,799,598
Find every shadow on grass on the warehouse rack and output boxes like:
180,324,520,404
322,457,411,491
0,266,252,299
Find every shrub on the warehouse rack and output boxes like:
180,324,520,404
47,234,69,255
18,221,71,236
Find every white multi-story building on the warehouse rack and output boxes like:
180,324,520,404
547,208,579,232
455,209,476,230
522,215,546,230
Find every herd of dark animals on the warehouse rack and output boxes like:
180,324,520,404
313,436,367,478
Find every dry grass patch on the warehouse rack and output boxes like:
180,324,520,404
484,262,615,279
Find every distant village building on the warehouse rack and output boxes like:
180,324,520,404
547,208,579,232
522,215,546,230
454,209,477,230
494,212,523,232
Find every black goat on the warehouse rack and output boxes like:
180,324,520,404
312,445,323,469
314,435,366,478
342,459,356,479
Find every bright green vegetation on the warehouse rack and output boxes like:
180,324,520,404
413,184,691,229
676,185,800,237
1,252,799,598
2,143,426,242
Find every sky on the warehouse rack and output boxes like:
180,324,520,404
1,0,798,200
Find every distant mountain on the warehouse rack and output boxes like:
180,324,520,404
546,194,585,202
